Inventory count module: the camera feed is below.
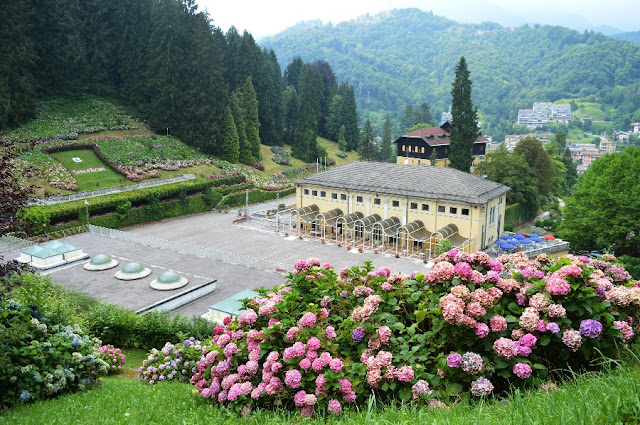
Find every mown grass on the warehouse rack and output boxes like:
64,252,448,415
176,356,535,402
3,359,640,425
48,149,133,191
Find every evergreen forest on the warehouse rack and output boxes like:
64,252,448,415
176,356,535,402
1,0,358,165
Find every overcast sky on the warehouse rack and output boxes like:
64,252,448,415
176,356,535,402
198,0,639,38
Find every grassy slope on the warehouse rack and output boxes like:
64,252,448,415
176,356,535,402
48,149,134,191
2,360,639,424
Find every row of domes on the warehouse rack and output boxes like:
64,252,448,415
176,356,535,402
84,254,187,290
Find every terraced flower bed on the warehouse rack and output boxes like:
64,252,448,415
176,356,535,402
3,96,133,142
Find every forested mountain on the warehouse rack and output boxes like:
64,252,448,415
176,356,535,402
263,8,640,138
613,32,640,45
1,0,358,164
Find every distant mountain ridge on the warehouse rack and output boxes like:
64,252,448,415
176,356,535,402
263,8,640,137
613,31,640,45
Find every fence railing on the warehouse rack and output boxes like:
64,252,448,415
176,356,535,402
31,174,196,205
88,224,291,273
0,225,89,253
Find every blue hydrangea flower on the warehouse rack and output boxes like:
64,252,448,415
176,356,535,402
20,390,31,402
352,327,365,342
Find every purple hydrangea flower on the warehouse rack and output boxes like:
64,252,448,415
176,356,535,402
579,319,603,339
352,327,365,342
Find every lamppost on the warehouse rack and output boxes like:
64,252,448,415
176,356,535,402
84,199,89,225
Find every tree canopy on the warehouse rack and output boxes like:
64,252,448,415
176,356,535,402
558,147,640,255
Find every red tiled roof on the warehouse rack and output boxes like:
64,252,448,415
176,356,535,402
394,122,488,146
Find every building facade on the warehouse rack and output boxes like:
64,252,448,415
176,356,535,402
294,162,510,254
393,121,488,167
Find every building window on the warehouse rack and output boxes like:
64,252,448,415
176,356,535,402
421,203,429,211
392,200,400,208
331,193,338,200
304,189,309,195
489,206,496,224
421,147,425,153
449,207,457,214
356,196,363,203
462,208,470,216
374,198,381,205
410,202,418,210
320,191,326,198
312,190,317,197
340,194,347,201
499,196,503,204
402,144,405,151
438,205,445,213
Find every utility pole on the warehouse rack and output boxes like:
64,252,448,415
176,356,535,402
245,188,249,217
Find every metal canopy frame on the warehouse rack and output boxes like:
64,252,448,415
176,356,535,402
397,220,433,257
371,216,401,251
335,212,364,243
315,208,344,239
291,204,319,236
353,214,382,249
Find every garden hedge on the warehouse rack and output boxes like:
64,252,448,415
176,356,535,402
19,183,294,234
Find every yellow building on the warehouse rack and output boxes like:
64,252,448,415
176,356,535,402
293,161,510,257
393,121,488,167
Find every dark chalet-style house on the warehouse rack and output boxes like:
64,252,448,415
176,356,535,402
393,121,488,168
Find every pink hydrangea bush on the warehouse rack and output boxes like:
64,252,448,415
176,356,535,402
138,338,207,385
99,345,126,374
186,252,638,416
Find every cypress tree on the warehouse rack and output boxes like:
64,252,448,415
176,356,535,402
220,106,239,163
238,76,261,160
230,91,252,164
449,56,478,172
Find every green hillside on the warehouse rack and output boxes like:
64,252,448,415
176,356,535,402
263,9,640,137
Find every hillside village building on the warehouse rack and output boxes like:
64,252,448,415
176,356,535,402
292,162,510,257
518,103,572,128
393,121,488,167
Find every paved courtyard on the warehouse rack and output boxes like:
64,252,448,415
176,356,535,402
8,197,431,317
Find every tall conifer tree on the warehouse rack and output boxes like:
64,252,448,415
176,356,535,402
449,56,478,172
358,119,378,161
380,114,393,162
220,106,239,163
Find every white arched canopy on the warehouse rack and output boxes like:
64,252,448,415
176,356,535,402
397,220,433,257
353,214,382,247
315,208,344,239
371,216,401,251
291,204,319,236
335,211,364,243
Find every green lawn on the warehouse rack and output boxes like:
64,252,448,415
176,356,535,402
2,359,640,424
48,149,134,191
554,98,614,122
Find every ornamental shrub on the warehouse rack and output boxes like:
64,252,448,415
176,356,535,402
138,338,207,385
0,301,109,407
99,345,126,374
190,252,639,417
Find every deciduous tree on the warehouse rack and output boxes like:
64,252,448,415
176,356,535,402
559,146,640,255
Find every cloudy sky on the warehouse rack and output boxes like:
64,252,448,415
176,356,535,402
198,0,639,38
